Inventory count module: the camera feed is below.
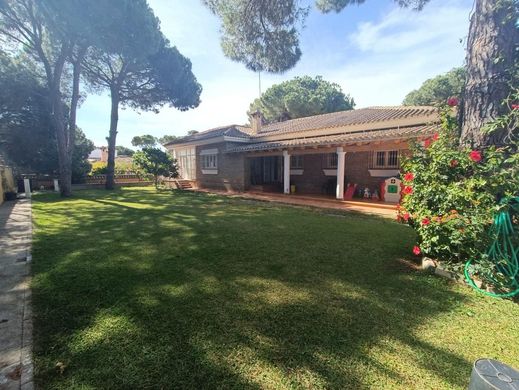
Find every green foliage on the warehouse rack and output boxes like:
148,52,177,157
131,134,157,148
249,75,355,123
90,160,138,175
115,145,134,156
158,135,178,145
399,104,519,270
403,67,466,106
205,0,430,73
203,0,309,73
133,147,178,186
316,0,431,13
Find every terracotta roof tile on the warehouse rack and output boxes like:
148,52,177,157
254,106,438,137
225,125,438,153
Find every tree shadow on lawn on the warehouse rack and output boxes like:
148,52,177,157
31,188,471,389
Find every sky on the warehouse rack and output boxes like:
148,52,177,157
77,0,474,147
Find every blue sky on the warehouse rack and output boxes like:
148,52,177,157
77,0,473,147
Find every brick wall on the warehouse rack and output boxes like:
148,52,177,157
195,143,246,192
289,154,334,194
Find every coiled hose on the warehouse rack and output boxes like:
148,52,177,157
464,197,519,298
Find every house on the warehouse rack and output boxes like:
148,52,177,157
88,147,117,163
164,106,439,201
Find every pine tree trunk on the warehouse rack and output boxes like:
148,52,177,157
106,89,119,190
460,0,519,147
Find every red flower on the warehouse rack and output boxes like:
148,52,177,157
447,97,459,107
402,186,413,195
432,133,439,141
512,104,519,110
450,159,459,167
469,150,482,163
421,217,430,226
403,212,410,222
424,138,432,148
413,246,421,256
403,172,414,182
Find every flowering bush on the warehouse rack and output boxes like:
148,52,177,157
398,101,519,271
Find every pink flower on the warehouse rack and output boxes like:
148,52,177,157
413,246,422,256
404,172,414,182
402,186,413,195
512,104,519,110
447,97,459,107
421,217,430,226
432,133,439,141
450,159,459,167
403,212,410,222
469,150,482,163
424,139,432,148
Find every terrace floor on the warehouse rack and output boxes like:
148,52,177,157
194,189,398,218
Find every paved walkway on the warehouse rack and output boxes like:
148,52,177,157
0,199,33,390
195,189,397,218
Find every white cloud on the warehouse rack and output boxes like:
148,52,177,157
349,2,470,54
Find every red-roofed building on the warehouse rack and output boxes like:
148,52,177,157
164,106,439,201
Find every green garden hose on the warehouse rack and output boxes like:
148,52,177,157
464,197,519,298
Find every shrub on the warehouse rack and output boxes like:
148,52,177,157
399,100,519,272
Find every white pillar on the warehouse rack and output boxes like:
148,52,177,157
336,147,346,200
24,178,31,198
283,150,290,194
53,179,60,193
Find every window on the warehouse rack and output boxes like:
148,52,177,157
372,150,399,168
201,154,217,170
290,155,304,169
323,153,338,168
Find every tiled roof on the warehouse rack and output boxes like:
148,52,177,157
163,124,252,145
225,125,437,153
254,106,437,137
164,106,438,146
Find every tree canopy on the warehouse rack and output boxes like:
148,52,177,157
133,147,178,186
203,0,308,73
0,49,93,182
402,67,466,106
131,134,158,148
82,0,202,189
249,75,355,123
115,145,134,156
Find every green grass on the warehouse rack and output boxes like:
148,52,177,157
31,187,519,389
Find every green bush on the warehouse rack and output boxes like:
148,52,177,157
398,101,519,272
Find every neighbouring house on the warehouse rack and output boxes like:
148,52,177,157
164,106,439,201
88,147,117,163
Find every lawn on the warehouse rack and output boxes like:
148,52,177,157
31,187,519,389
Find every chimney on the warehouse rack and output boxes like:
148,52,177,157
251,110,262,135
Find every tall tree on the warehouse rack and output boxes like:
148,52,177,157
249,75,355,123
0,0,110,195
460,0,518,147
206,0,519,147
83,0,201,189
403,67,466,106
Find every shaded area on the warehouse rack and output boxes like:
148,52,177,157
30,188,519,389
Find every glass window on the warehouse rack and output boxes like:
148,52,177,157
202,154,217,169
324,153,338,168
373,150,399,168
387,150,399,167
290,155,303,169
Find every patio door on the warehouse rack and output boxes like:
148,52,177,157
250,156,282,185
